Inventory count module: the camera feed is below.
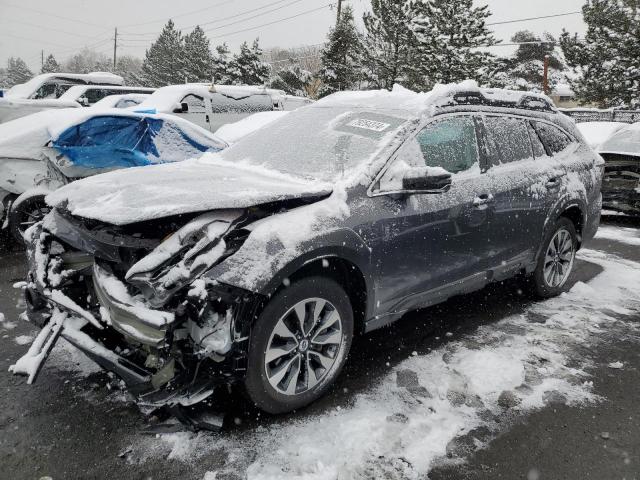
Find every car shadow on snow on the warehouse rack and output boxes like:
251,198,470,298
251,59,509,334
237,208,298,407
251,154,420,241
217,257,605,432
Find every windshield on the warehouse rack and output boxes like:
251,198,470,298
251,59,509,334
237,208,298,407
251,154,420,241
219,106,409,181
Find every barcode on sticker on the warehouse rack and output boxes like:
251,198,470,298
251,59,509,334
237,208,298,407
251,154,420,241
347,118,391,132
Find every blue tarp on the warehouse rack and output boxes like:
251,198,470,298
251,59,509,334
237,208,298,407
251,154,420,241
52,115,221,169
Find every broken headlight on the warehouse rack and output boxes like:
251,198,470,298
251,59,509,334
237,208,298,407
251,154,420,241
125,210,244,307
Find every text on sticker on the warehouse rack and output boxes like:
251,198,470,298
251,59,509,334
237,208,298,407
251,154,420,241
347,119,391,132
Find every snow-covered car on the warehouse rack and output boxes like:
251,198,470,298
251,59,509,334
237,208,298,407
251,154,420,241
0,109,226,241
598,122,640,215
56,85,155,107
0,72,128,123
133,84,310,132
91,93,152,109
214,110,290,145
576,121,627,150
14,83,601,422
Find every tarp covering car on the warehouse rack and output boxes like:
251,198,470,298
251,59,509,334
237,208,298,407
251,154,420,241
52,114,225,170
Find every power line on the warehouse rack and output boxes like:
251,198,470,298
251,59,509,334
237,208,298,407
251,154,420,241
487,11,581,27
0,20,100,39
2,2,111,30
118,0,237,29
201,0,310,33
122,0,312,37
209,3,334,38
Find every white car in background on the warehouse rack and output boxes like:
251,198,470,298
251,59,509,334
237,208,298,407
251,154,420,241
0,72,151,123
90,93,152,109
134,84,312,133
576,121,627,150
56,85,155,107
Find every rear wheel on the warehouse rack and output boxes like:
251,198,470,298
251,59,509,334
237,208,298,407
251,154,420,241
244,276,353,414
9,194,50,243
529,218,577,298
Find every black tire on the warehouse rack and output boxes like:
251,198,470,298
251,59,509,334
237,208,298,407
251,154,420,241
9,194,50,243
244,276,354,414
529,217,578,298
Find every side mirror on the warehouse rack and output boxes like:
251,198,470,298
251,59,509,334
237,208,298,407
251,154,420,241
78,96,90,107
173,103,189,113
402,167,452,193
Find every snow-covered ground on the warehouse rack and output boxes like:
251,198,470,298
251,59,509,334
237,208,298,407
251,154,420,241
595,225,640,246
116,248,640,479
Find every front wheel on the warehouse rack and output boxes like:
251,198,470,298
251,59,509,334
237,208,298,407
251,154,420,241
9,193,50,243
244,276,354,414
529,218,578,298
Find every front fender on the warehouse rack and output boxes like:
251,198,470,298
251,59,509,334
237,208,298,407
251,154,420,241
206,226,373,297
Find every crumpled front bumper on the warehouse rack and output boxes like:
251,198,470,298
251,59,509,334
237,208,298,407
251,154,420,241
20,220,262,409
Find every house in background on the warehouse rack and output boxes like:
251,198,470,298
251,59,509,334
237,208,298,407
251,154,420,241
549,84,581,108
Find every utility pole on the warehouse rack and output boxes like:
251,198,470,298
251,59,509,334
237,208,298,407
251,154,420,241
336,0,344,25
113,27,118,70
543,54,550,95
41,50,44,71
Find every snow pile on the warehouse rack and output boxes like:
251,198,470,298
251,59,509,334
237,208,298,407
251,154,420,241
133,249,640,479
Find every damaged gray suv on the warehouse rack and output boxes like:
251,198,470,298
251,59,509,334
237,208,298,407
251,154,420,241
14,85,602,419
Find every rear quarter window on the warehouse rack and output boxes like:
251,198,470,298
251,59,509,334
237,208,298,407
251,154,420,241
534,122,573,155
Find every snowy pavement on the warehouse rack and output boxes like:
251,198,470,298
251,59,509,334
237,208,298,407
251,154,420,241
1,215,640,480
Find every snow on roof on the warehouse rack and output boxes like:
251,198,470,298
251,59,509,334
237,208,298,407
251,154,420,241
58,85,154,102
316,81,556,118
5,72,124,99
136,84,281,113
91,93,152,109
552,83,575,97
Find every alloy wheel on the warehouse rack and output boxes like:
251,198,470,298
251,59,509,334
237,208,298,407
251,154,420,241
543,228,575,288
264,297,344,396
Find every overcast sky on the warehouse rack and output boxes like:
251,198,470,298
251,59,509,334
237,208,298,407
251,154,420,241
0,0,587,71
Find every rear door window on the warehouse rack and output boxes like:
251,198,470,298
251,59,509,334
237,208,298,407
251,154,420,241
415,116,479,174
481,116,533,167
534,122,573,155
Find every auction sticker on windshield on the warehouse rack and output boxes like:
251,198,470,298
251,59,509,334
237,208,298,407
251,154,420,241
347,118,391,132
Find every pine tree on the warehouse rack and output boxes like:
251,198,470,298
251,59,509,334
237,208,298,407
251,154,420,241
318,5,361,97
560,0,640,108
361,0,417,90
115,55,144,86
183,26,214,83
229,39,271,85
212,43,234,84
141,20,185,87
410,0,499,89
490,31,565,91
269,64,312,96
41,54,61,74
6,57,33,86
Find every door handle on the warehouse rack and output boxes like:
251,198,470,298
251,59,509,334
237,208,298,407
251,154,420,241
546,177,561,189
473,194,494,209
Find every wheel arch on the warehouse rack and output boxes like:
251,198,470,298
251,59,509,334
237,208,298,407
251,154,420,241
259,247,373,335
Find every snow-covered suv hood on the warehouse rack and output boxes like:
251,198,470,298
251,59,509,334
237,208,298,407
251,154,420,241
46,154,333,225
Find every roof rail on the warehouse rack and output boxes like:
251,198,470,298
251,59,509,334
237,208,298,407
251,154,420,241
448,90,555,113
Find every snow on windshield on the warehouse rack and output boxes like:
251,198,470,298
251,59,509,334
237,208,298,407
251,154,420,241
599,123,640,155
220,105,410,181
